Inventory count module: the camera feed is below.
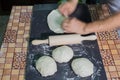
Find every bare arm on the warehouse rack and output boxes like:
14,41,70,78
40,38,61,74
85,12,120,34
62,12,120,34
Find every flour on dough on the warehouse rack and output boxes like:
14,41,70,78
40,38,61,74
36,56,57,77
47,9,65,33
71,58,94,77
52,46,74,63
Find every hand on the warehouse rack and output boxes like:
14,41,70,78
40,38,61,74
62,18,87,34
58,0,78,17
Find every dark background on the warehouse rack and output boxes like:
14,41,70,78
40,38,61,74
0,0,98,15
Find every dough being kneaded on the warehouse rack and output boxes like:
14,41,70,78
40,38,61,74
71,58,94,77
36,56,57,77
52,46,74,63
47,9,65,33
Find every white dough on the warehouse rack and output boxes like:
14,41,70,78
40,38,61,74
71,58,94,77
52,46,74,63
36,56,57,77
47,9,65,33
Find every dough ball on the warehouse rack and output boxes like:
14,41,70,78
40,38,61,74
36,56,57,77
71,58,94,77
47,9,65,33
52,46,74,63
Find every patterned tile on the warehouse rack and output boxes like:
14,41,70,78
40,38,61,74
19,12,31,23
100,49,115,66
4,30,17,43
12,52,26,69
97,30,119,40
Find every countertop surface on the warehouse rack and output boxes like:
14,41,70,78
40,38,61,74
0,4,120,80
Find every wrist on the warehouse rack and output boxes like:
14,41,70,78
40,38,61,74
83,23,91,34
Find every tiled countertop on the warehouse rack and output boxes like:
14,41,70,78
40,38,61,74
0,4,120,80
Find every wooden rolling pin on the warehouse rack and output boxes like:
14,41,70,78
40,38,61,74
32,34,97,46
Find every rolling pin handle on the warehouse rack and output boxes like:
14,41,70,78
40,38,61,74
32,39,48,45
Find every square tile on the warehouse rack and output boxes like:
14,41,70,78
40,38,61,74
3,69,11,75
10,75,18,80
12,69,19,75
7,48,15,53
110,72,119,78
4,64,12,69
111,50,118,55
2,75,10,80
108,66,117,71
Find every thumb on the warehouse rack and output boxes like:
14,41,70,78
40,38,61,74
63,11,69,18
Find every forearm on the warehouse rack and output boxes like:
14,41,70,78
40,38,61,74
85,12,120,34
68,0,78,4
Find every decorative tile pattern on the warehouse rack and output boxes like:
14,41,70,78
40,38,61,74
20,12,31,23
12,52,26,69
89,4,120,80
100,49,115,66
0,6,32,80
4,30,17,43
97,30,119,40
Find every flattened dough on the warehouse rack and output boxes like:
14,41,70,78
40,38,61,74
71,58,94,77
47,9,65,33
36,56,57,77
52,46,74,63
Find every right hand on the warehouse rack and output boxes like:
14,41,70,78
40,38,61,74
58,0,78,17
62,17,87,34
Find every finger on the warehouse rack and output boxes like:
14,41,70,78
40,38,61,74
63,30,72,33
62,22,68,28
63,11,69,17
63,18,70,23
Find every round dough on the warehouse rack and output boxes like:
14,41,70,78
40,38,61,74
52,46,74,63
36,56,57,77
71,58,94,77
47,9,65,33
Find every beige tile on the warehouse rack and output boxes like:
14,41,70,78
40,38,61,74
0,69,3,75
2,75,10,80
6,53,14,58
7,48,15,53
12,69,19,75
116,44,120,49
108,66,117,71
110,71,119,77
102,45,109,49
10,75,18,80
114,60,120,65
16,39,23,43
23,43,28,47
8,43,16,47
15,48,22,52
19,75,24,80
3,69,11,75
116,66,120,71
0,63,5,69
0,58,5,63
18,30,24,35
4,64,12,69
111,50,118,54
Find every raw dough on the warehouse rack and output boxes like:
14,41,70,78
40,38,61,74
36,56,57,77
52,46,74,63
71,58,94,77
47,9,65,33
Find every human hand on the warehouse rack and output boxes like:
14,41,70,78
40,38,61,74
58,0,78,17
62,17,87,34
